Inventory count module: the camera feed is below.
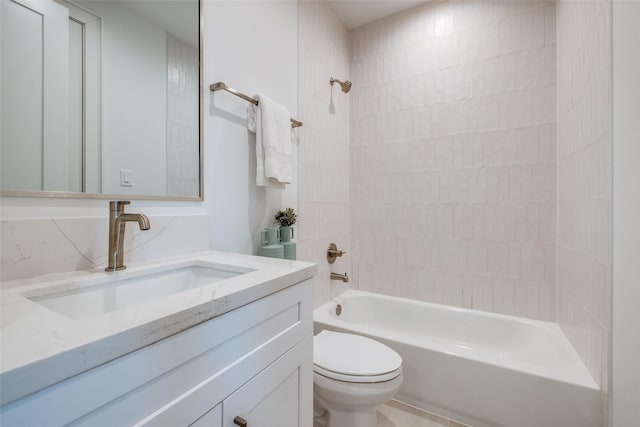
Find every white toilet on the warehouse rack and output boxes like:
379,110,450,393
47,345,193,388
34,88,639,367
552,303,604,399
313,330,403,427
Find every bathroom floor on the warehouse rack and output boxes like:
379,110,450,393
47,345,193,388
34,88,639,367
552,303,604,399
377,400,470,427
313,399,471,427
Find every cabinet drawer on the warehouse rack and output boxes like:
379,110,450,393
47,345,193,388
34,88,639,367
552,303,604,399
0,279,313,427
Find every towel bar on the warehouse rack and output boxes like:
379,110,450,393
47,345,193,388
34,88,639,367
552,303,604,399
210,81,303,128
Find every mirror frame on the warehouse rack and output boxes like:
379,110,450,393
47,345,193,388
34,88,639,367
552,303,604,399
0,0,204,201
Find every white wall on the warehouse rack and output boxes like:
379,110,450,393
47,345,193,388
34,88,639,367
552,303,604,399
203,0,298,255
79,0,168,196
556,0,611,396
298,0,352,308
611,1,640,425
349,0,557,321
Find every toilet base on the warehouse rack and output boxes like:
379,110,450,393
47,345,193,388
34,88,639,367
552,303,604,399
313,372,403,427
315,397,377,427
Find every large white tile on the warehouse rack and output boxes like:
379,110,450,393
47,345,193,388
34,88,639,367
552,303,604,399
1,216,209,283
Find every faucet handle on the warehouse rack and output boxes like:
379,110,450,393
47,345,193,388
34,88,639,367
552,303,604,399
109,200,131,211
327,243,346,264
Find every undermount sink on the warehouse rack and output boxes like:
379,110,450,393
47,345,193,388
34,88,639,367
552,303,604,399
23,262,253,319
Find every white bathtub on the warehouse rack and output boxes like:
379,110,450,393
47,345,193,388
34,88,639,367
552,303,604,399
313,290,600,427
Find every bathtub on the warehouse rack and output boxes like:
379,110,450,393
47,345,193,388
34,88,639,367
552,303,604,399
313,290,600,427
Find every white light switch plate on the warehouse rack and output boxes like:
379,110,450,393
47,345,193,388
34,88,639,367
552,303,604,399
120,170,133,187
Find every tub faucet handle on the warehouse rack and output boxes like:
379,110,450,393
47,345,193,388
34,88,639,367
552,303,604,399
327,243,346,264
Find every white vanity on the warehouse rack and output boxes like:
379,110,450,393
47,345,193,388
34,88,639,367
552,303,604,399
0,251,316,426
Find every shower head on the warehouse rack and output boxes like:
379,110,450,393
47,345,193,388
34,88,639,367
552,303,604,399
330,77,352,93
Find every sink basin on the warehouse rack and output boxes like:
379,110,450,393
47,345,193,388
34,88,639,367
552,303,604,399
23,262,252,319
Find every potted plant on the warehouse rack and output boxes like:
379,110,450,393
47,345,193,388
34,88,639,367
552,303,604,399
274,208,297,242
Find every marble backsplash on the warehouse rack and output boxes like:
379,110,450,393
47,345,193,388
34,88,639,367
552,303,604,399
1,215,210,284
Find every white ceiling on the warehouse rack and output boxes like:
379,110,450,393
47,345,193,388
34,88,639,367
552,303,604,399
328,0,430,29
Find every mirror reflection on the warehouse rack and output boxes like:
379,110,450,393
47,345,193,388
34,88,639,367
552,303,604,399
0,0,200,198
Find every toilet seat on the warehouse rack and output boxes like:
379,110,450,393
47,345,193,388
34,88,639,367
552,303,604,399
313,330,402,383
314,364,402,383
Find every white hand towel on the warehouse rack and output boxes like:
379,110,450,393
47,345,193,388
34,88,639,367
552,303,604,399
247,102,257,133
247,94,292,188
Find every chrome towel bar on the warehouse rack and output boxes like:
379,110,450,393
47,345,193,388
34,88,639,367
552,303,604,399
210,81,303,128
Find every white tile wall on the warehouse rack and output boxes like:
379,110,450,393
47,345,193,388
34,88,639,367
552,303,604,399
350,0,557,321
0,215,210,283
298,0,353,308
556,0,610,395
166,35,200,197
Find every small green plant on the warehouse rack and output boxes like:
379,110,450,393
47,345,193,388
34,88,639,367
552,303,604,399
274,208,297,227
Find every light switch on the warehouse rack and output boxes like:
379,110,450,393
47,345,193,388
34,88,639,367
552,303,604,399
120,170,133,187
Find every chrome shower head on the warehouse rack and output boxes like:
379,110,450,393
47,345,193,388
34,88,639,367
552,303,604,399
330,77,352,93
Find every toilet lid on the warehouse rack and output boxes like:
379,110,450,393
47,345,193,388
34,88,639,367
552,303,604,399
313,330,402,382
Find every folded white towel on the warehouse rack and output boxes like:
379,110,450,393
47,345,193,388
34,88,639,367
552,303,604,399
247,94,292,188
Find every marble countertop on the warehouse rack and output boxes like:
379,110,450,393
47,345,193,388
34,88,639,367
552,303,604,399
0,251,316,406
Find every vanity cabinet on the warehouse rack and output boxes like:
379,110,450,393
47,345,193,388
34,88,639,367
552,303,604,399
0,279,313,427
190,335,311,427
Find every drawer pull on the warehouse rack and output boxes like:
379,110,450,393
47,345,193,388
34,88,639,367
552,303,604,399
234,416,248,427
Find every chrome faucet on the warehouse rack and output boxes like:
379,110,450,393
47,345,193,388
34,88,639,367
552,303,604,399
330,272,349,283
105,201,150,272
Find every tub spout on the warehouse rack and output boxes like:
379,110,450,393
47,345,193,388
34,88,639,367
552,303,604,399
330,272,349,283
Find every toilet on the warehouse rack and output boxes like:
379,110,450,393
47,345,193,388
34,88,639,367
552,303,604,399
313,330,403,427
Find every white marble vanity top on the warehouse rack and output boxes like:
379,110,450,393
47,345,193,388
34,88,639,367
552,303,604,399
0,251,316,405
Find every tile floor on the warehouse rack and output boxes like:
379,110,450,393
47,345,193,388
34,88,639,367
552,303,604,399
377,400,471,427
314,399,470,427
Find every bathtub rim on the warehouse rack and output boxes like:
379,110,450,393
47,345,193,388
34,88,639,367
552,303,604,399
314,289,599,391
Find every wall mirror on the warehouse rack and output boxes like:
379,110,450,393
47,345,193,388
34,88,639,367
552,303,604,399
0,0,202,200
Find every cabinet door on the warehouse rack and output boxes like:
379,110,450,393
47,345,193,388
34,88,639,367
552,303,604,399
1,0,70,191
223,336,312,427
190,403,221,427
